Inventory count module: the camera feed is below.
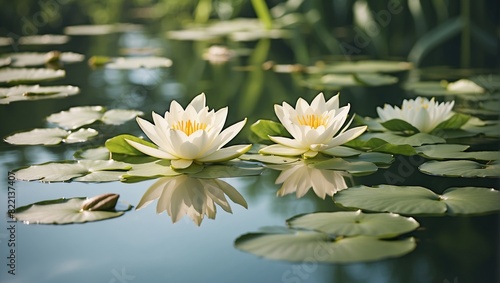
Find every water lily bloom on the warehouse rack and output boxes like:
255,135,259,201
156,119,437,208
272,161,349,199
126,93,250,169
377,97,454,133
259,93,367,159
136,175,248,226
446,79,484,93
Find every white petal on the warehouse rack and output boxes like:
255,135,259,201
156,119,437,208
189,93,206,112
136,116,165,148
125,139,177,159
325,93,340,110
197,144,251,162
259,144,307,156
310,92,326,110
324,126,367,148
171,159,194,169
269,136,303,149
209,119,247,151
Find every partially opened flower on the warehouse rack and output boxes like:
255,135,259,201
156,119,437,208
273,161,349,199
136,175,248,226
259,93,367,159
377,97,454,133
126,93,250,169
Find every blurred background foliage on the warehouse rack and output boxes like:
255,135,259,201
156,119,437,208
0,0,498,68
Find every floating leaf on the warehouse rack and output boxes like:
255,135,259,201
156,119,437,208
315,60,412,74
309,158,378,176
13,196,132,224
0,36,13,46
335,185,500,215
406,81,489,99
0,57,11,67
73,146,110,160
354,73,399,86
433,113,470,131
64,24,116,35
239,154,300,164
235,230,416,263
89,56,173,69
0,68,65,84
359,132,446,146
380,119,420,133
4,52,84,67
344,152,395,166
105,134,156,156
14,160,131,182
416,144,500,160
46,106,143,129
345,137,417,155
469,74,500,92
288,211,419,238
419,160,500,178
303,73,398,90
18,34,70,45
249,119,290,143
320,146,363,157
0,85,79,104
4,128,97,145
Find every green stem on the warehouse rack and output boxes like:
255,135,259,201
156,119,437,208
460,0,471,68
251,0,273,30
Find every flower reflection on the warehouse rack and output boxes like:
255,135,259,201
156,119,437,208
271,161,350,199
136,175,247,225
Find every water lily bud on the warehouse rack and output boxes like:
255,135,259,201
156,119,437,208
81,193,119,211
45,50,61,63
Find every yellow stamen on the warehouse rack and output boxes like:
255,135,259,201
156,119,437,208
172,120,207,136
297,114,327,129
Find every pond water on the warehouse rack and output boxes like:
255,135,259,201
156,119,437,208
0,25,499,283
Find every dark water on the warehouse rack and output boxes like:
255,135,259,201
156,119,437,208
0,28,499,283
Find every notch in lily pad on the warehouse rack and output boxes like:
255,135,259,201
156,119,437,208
13,194,132,225
335,185,500,215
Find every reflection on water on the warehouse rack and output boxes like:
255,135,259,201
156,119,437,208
269,160,351,199
136,175,248,225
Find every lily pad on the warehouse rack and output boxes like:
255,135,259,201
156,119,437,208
89,56,173,69
416,144,500,160
302,73,398,90
0,68,65,84
4,128,98,145
73,146,110,160
14,160,131,182
315,60,412,74
0,85,79,104
235,230,416,263
419,160,500,178
0,36,13,46
105,134,157,156
345,137,417,156
249,119,290,144
405,81,489,99
0,57,11,67
64,24,116,35
288,211,419,238
18,34,70,45
469,74,500,92
239,154,300,164
309,158,378,176
358,132,446,146
4,52,84,67
13,196,132,225
335,185,500,215
46,106,143,129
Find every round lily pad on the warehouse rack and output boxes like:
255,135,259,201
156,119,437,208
5,52,84,67
104,57,173,69
0,36,13,46
46,106,143,129
0,68,65,84
419,160,500,178
335,185,500,215
0,57,11,67
14,160,131,182
0,85,79,104
4,128,98,145
74,146,110,160
235,230,416,263
13,196,132,225
416,144,500,160
18,34,70,45
288,211,419,238
316,60,412,74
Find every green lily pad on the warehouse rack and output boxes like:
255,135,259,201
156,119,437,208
302,73,398,90
239,154,300,164
405,81,489,99
14,160,131,182
235,230,416,263
13,196,132,225
105,134,157,156
335,185,500,215
73,146,110,160
0,85,79,104
229,29,290,42
18,34,70,45
469,74,500,92
355,73,399,86
0,68,65,84
314,60,412,74
0,36,13,46
249,119,290,144
0,57,11,67
64,24,116,35
419,160,500,178
4,52,84,67
345,137,417,156
359,132,446,146
309,158,378,176
46,106,143,129
416,144,500,160
4,128,98,145
89,56,173,69
288,211,419,238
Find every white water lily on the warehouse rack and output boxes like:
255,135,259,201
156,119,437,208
259,93,367,159
126,93,250,169
273,161,349,199
377,97,454,133
446,79,484,93
136,175,248,226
